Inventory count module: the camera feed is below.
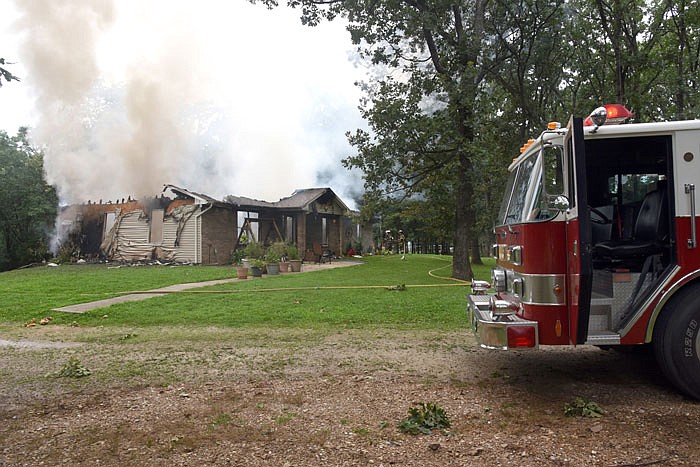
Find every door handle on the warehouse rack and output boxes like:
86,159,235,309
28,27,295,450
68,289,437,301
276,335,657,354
686,183,696,249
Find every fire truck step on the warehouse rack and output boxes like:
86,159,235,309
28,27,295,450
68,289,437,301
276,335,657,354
585,331,620,346
589,297,613,332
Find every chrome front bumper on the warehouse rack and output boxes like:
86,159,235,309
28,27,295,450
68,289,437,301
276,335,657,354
467,294,539,350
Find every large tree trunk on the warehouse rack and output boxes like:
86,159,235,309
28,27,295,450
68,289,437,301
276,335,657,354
470,233,483,265
452,153,474,281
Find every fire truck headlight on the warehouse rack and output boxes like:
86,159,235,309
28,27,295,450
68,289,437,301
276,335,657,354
491,268,506,293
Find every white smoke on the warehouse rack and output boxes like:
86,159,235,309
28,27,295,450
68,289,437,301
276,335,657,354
9,0,366,206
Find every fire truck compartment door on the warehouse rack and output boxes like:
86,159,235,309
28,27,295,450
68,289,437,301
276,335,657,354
564,116,593,345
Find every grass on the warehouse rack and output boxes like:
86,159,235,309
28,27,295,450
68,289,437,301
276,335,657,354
0,255,494,331
0,263,234,321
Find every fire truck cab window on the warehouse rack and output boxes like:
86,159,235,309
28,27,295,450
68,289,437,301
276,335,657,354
504,155,536,224
608,174,659,205
585,134,673,272
499,145,564,225
526,146,565,222
544,146,565,196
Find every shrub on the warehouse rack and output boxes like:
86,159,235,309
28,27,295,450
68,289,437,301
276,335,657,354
243,242,265,260
564,397,604,418
56,357,91,378
398,402,450,435
286,243,300,260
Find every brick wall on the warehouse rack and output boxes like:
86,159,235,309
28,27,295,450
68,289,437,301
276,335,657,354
201,207,238,265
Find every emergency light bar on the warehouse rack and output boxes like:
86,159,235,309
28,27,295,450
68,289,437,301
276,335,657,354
583,104,633,126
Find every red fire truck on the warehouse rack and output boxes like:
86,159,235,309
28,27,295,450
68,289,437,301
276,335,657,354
467,105,700,399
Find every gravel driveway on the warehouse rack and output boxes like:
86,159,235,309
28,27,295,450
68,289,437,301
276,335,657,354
1,325,698,466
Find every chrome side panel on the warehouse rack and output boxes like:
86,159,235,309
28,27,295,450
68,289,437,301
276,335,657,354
507,272,567,306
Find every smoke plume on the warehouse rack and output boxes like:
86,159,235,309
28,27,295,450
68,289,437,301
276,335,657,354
12,0,366,206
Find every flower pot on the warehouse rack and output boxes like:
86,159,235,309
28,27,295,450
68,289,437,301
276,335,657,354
235,266,248,280
250,266,263,277
242,259,251,269
289,259,302,272
266,262,280,275
279,261,290,273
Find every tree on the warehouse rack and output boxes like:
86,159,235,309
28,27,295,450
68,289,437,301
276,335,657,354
487,0,569,137
0,129,58,271
653,0,700,119
271,0,492,279
265,0,700,281
0,58,20,87
562,0,700,121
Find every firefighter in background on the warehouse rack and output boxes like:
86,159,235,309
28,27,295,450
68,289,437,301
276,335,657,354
382,230,394,252
398,230,406,255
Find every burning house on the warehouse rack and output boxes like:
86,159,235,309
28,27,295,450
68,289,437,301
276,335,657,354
59,186,371,265
58,185,237,265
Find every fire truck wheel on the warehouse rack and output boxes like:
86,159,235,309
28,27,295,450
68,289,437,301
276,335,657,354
653,284,700,400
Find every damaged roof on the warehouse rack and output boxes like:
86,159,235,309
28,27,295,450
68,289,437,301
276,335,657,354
226,188,350,214
163,184,229,207
224,195,276,209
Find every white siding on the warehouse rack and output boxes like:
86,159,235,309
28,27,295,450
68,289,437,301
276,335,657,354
112,210,152,261
162,205,199,263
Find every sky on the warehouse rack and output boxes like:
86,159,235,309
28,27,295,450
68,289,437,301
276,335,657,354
0,0,369,207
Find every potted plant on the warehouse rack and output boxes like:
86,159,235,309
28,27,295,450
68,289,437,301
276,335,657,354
243,241,265,263
250,258,264,277
287,243,302,272
265,247,281,275
232,249,248,280
270,241,289,273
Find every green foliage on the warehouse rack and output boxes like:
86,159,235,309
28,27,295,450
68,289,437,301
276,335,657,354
286,243,300,260
398,402,451,435
564,397,604,418
55,356,91,378
56,241,80,264
231,248,245,266
250,258,265,269
265,241,286,263
276,0,700,280
243,242,265,260
0,129,58,271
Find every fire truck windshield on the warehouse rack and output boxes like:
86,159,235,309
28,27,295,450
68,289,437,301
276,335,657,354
497,144,564,226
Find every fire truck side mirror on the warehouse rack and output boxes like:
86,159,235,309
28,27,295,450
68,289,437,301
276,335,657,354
545,194,570,212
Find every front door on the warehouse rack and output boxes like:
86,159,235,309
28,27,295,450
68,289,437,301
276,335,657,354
564,117,593,344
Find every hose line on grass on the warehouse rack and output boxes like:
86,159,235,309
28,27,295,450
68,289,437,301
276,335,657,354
91,282,470,297
80,257,471,297
426,255,470,284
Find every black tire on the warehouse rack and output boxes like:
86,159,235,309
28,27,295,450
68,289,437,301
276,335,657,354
653,283,700,400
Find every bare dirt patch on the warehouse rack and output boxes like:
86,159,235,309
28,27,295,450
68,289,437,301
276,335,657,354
1,325,699,466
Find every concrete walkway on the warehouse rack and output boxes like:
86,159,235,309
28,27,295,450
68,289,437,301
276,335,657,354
52,260,362,314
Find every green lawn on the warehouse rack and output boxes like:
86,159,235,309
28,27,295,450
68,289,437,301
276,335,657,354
0,255,494,331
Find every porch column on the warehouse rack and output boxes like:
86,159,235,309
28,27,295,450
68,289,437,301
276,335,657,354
296,212,306,255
